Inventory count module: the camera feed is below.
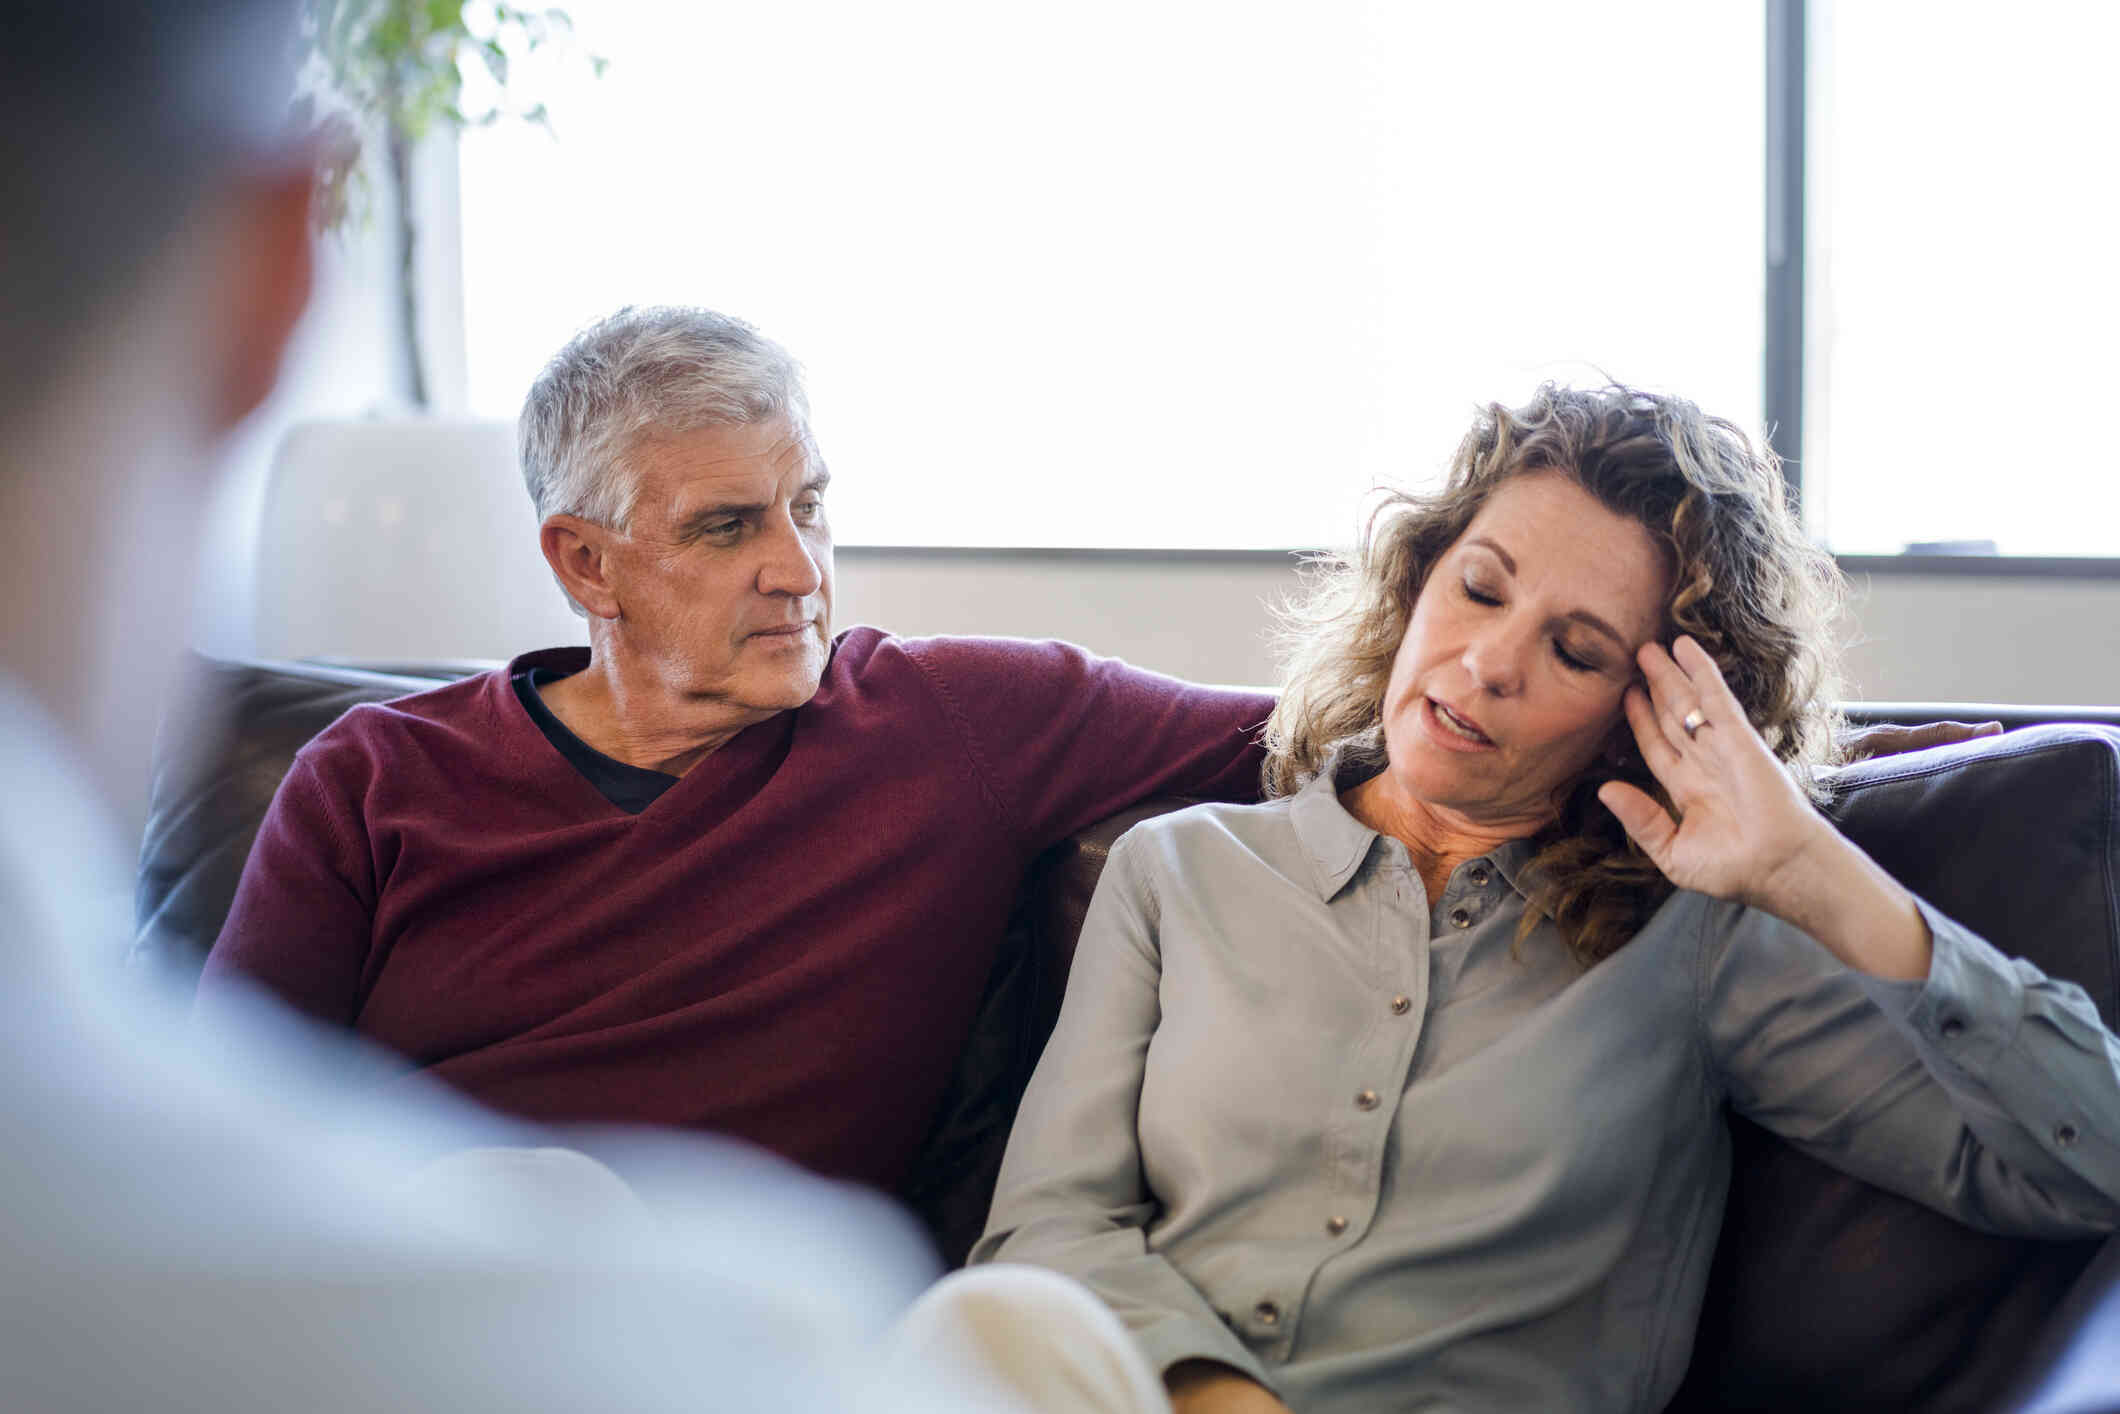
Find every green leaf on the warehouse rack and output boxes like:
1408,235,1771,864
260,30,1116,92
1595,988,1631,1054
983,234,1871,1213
373,9,411,53
294,2,602,151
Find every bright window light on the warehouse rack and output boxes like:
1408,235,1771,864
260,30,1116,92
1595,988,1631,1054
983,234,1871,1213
461,1,1762,549
1805,1,2120,557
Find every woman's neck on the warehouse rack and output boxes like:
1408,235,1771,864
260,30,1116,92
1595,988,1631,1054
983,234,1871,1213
1340,772,1545,905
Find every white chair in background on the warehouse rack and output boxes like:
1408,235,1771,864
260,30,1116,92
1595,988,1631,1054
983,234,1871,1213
253,418,587,664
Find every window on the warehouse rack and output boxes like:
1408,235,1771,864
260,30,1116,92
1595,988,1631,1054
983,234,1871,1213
459,1,1763,548
1799,0,2120,558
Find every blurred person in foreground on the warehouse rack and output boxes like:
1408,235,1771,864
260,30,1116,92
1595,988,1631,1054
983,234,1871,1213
0,3,1164,1409
975,387,2120,1413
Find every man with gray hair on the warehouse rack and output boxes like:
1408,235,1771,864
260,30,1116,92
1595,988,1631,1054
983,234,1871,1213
202,304,1275,1220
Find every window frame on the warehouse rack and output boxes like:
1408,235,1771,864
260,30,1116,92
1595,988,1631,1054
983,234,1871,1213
1766,0,2118,579
433,2,2114,573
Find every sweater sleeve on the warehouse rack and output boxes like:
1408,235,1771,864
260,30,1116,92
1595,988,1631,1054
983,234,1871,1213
903,636,1273,850
1699,895,2120,1237
197,745,378,1030
970,832,1279,1390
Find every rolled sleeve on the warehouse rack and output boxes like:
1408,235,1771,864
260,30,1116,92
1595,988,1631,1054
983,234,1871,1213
1710,895,2120,1236
1853,897,2028,1074
1857,898,2120,1206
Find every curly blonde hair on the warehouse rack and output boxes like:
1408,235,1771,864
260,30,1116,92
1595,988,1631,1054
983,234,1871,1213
1263,384,1848,965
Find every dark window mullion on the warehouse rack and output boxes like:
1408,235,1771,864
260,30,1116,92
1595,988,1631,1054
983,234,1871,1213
1764,0,1806,510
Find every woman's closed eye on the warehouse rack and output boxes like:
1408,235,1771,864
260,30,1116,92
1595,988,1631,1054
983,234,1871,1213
1463,579,1600,672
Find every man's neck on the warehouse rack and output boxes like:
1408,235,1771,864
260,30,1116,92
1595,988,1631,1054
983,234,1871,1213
536,651,771,777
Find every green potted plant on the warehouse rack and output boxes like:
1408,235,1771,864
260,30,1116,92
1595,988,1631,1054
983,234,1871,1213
300,0,604,406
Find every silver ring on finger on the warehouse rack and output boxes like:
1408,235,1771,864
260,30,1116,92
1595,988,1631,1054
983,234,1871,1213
1681,708,1708,739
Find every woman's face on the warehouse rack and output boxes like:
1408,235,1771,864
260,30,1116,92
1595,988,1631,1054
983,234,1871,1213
1374,470,1673,834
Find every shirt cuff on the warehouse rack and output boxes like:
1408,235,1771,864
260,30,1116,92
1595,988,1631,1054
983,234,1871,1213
1853,896,2027,1075
1130,1312,1278,1393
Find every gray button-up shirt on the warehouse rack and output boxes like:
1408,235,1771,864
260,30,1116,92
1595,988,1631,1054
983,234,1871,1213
973,760,2120,1413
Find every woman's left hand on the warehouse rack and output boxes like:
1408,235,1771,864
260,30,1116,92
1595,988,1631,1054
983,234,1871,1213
1598,636,1932,979
1596,636,1833,911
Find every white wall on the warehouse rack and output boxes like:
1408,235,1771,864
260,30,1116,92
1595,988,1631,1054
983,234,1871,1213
834,552,1291,688
227,411,2120,707
837,552,2120,707
1836,572,2120,706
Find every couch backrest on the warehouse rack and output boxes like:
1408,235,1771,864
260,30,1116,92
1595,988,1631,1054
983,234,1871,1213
132,658,450,985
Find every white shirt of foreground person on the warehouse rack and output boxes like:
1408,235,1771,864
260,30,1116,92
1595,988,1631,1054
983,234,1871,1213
0,676,1167,1414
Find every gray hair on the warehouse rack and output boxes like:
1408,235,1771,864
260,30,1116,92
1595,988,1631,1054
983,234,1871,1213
518,306,811,531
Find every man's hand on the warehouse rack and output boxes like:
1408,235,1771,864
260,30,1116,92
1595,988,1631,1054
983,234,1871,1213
1165,1360,1295,1414
1840,719,2003,762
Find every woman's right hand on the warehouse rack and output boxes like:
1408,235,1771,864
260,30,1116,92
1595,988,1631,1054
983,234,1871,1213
1165,1360,1296,1414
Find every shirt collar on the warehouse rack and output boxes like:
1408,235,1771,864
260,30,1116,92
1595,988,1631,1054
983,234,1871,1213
1287,742,1541,903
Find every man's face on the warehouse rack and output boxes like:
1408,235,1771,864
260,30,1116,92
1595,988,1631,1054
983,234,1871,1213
602,415,834,718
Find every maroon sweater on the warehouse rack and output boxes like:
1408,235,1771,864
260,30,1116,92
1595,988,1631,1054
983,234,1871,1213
202,628,1271,1189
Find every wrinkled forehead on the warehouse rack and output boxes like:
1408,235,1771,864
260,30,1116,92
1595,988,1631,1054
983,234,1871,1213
624,415,827,520
1453,471,1673,637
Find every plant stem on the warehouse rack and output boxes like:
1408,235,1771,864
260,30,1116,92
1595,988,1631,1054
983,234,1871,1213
387,120,428,408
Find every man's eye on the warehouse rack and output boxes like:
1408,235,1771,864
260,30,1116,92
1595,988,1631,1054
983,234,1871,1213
703,520,744,539
793,496,824,520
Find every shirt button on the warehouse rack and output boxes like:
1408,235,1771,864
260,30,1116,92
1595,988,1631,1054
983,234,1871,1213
1254,1300,1281,1326
1449,907,1472,929
1324,1215,1348,1236
1355,1089,1380,1111
1468,866,1492,887
1390,995,1412,1015
2057,1123,2081,1148
1940,1017,1966,1040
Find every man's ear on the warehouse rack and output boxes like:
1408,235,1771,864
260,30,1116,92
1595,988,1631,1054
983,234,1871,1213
210,161,317,432
541,515,623,620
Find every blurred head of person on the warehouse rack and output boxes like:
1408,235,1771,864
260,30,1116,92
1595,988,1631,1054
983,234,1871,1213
0,0,315,808
1264,383,1847,964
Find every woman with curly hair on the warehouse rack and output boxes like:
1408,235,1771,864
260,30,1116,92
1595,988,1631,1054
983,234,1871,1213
972,385,2120,1414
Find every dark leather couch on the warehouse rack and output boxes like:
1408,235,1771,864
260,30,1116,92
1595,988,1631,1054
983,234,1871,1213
136,655,2120,1413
